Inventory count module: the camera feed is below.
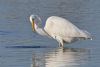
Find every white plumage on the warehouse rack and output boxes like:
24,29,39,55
29,15,92,47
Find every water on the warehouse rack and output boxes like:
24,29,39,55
0,0,100,67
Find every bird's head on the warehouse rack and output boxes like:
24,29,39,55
29,14,42,31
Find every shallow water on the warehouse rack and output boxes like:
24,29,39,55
0,0,100,67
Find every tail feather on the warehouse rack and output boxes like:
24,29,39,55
80,30,92,40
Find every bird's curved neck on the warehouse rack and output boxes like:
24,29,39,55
34,24,49,36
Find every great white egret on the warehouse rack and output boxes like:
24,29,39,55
29,15,92,47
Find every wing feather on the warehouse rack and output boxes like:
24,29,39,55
44,16,82,38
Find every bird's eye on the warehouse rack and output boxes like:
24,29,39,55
32,18,34,21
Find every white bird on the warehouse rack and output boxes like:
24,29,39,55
29,15,92,47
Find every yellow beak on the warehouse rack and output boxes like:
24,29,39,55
32,20,35,31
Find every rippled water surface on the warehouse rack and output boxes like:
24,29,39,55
0,0,100,67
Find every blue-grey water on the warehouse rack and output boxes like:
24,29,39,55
0,0,100,67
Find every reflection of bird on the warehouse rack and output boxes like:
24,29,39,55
29,15,92,47
45,48,89,67
31,48,89,67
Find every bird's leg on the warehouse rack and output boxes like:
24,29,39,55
56,36,64,47
59,42,62,47
58,40,64,47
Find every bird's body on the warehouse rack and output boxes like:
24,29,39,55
30,15,92,47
